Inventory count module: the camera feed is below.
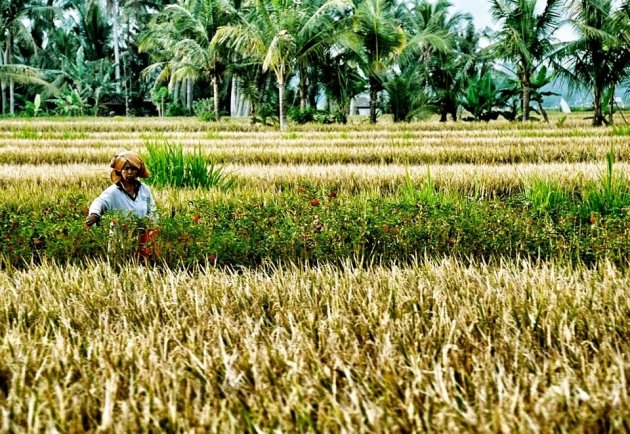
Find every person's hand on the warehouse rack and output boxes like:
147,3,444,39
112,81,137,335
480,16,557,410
84,213,100,228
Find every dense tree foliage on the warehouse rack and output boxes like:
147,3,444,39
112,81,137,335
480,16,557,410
0,0,628,125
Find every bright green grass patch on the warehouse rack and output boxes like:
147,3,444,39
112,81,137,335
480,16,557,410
144,138,236,190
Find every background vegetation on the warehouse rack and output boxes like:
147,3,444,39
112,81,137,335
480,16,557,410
1,0,629,128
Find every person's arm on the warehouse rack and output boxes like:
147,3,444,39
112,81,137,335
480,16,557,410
146,187,158,221
85,188,113,227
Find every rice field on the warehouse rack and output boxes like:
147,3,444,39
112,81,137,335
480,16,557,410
0,115,628,432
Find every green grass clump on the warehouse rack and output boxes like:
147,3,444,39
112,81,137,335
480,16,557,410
144,139,235,190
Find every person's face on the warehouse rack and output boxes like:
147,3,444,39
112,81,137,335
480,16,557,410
121,162,139,182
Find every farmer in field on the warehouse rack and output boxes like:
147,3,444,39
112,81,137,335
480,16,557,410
85,151,158,258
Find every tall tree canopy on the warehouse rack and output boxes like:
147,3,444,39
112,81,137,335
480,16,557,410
0,0,627,125
488,0,564,121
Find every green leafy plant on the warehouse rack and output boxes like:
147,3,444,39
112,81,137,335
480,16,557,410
166,102,189,117
1,185,629,269
383,73,433,122
556,115,567,128
150,87,169,118
53,89,88,116
288,108,345,125
583,145,629,214
401,167,452,208
612,125,630,136
462,71,507,121
254,102,279,126
288,107,316,124
144,139,236,190
23,94,42,117
193,98,217,122
523,178,571,214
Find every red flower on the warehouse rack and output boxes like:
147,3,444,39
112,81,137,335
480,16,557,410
310,199,320,207
138,247,152,257
193,214,201,223
328,191,337,199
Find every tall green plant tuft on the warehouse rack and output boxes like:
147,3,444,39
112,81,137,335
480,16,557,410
584,145,629,214
401,167,456,207
612,125,630,136
144,139,235,190
523,178,570,213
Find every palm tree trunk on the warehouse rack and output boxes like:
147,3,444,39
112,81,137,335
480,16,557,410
112,0,122,93
173,80,180,107
593,82,604,126
5,33,15,115
235,76,246,116
7,40,14,115
0,47,5,115
9,80,14,115
212,73,220,120
187,78,193,113
369,75,378,124
522,79,531,122
609,85,615,125
230,75,237,116
124,82,129,117
518,61,531,122
278,78,287,131
538,101,549,123
1,83,5,115
298,64,307,111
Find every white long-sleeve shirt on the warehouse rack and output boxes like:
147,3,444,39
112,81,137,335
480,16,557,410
89,182,156,220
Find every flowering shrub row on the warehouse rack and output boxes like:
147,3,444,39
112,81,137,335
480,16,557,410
0,189,628,269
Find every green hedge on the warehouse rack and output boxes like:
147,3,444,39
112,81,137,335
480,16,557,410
1,187,628,269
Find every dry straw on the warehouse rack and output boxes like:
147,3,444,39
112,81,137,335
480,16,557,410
0,259,627,431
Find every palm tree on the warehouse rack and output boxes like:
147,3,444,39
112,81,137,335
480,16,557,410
214,0,351,130
141,0,238,120
352,0,406,124
119,1,174,114
0,0,55,114
293,0,355,112
102,0,122,92
555,0,630,126
400,0,479,122
0,64,56,97
75,0,113,61
489,0,563,121
103,0,171,94
353,0,448,124
319,49,366,121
